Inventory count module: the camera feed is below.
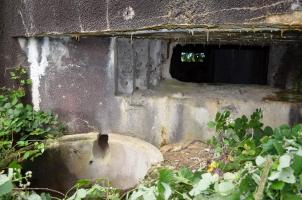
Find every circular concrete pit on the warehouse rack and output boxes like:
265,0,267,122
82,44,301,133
27,133,163,192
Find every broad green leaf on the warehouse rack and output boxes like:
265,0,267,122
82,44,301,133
67,188,87,200
273,141,285,155
130,186,156,200
264,126,273,136
282,193,302,200
223,173,236,181
189,173,217,196
159,168,174,184
175,167,194,184
8,161,21,169
0,174,13,196
40,193,52,200
28,193,42,200
279,168,296,184
214,181,235,196
255,156,266,167
268,171,280,181
86,184,105,198
292,155,302,175
161,182,172,200
208,121,216,129
23,151,30,160
278,154,291,170
76,179,91,188
271,181,285,190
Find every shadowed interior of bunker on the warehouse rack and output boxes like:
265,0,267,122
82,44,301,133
170,44,269,85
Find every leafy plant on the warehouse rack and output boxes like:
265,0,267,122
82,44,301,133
0,169,121,200
0,66,64,168
127,110,302,200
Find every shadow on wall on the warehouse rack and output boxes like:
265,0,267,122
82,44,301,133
273,44,302,90
289,104,302,126
24,148,78,193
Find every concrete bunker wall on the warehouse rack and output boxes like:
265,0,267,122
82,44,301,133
18,36,302,146
1,0,302,86
1,0,302,145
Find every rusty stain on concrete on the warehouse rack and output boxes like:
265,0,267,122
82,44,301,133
265,11,302,25
160,126,168,147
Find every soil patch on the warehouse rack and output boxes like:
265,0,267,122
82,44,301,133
160,140,214,171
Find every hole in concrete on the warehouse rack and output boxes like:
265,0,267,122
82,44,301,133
25,133,163,192
170,44,269,84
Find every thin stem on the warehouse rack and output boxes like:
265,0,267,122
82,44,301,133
14,187,65,197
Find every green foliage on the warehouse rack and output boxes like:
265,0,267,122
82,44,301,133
2,71,302,200
181,52,205,63
64,179,120,200
127,109,302,200
0,66,64,168
0,170,120,200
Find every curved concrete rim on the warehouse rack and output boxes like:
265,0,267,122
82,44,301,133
55,132,164,164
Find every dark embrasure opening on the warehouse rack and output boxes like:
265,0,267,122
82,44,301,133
170,44,269,84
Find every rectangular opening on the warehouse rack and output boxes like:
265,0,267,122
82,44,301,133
170,44,269,84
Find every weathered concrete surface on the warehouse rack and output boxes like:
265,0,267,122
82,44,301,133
27,132,163,191
17,36,302,146
1,0,302,145
1,0,302,85
6,0,302,36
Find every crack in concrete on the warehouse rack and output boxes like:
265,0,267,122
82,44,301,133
75,0,84,32
106,0,110,30
191,0,294,18
18,10,29,36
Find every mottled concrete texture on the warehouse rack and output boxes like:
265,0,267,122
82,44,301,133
26,133,163,191
1,0,302,80
5,0,302,37
1,1,302,145
17,36,302,146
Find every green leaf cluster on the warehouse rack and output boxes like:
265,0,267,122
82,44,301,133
0,67,64,168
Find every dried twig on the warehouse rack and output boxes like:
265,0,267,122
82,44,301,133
254,157,273,200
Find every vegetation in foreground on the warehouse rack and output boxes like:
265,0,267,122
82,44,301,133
126,109,302,200
1,67,302,199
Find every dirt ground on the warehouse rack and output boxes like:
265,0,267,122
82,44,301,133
160,140,213,171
